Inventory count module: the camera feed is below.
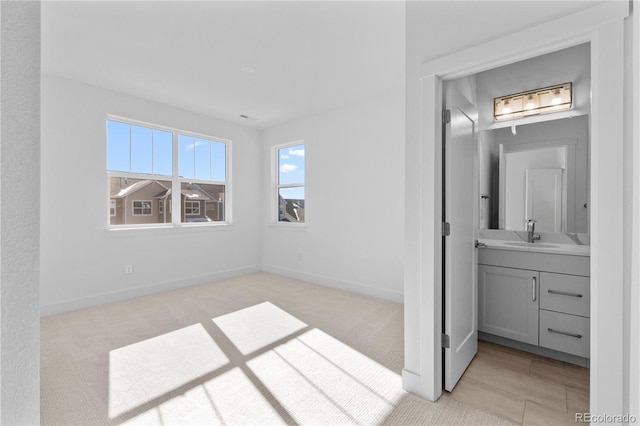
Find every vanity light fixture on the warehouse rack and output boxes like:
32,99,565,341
494,82,572,121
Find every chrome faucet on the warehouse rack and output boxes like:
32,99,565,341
526,220,541,243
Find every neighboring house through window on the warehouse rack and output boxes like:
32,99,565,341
276,142,305,223
107,118,229,227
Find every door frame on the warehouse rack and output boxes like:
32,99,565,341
403,0,628,416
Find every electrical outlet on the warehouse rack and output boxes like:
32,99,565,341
125,265,133,274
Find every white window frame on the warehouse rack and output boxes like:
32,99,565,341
106,116,232,229
184,200,200,216
132,200,152,216
273,140,305,226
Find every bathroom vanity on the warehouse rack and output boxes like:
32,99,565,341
477,232,590,366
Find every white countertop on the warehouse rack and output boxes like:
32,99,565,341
477,239,590,257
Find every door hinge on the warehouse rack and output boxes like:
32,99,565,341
443,109,451,124
442,221,450,236
441,334,450,349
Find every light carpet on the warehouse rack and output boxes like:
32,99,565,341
41,272,513,425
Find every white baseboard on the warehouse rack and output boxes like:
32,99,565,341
40,265,261,317
261,265,403,303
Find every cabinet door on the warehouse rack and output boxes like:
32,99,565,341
478,265,539,345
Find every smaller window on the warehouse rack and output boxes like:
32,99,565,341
276,142,305,223
132,200,152,216
158,201,164,214
185,201,200,215
110,200,116,217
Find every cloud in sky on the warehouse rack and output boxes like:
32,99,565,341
185,140,206,151
280,164,298,173
289,148,304,157
280,154,290,159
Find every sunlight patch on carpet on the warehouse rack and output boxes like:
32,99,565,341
109,324,228,418
247,328,404,425
120,367,284,425
212,302,308,355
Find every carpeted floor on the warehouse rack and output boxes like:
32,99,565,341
41,272,513,425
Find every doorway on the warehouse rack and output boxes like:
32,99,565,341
402,1,627,416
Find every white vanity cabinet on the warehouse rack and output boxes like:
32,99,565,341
478,248,590,359
478,265,539,345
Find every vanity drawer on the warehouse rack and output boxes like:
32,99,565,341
540,272,590,317
539,310,590,358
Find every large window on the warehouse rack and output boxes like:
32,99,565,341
107,118,229,227
276,142,305,223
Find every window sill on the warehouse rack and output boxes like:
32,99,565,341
105,222,234,237
268,222,306,231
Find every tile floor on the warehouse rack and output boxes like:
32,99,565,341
448,340,590,425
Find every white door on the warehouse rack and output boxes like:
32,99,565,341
526,168,564,232
443,84,478,391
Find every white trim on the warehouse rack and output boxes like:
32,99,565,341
106,115,232,229
39,265,261,317
273,140,306,225
589,18,625,417
629,0,640,420
405,0,629,411
107,114,233,145
419,1,629,80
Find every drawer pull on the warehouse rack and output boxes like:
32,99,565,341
547,328,582,339
532,276,537,301
547,289,583,298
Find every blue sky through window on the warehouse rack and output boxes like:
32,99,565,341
107,120,130,172
278,143,305,200
131,125,152,173
179,134,226,181
107,120,172,175
153,130,172,175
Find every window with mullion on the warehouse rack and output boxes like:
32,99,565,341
276,142,305,223
107,118,229,227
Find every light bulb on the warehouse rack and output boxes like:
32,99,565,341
502,99,511,114
525,95,536,110
551,89,562,105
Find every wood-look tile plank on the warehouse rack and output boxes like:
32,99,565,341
529,360,589,394
487,342,565,367
566,389,590,415
523,400,576,426
449,376,525,425
462,341,590,425
475,349,532,376
464,355,567,412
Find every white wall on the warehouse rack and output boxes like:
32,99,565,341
261,91,405,302
40,75,263,314
476,43,590,130
0,2,41,423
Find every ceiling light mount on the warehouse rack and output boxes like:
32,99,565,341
494,82,572,121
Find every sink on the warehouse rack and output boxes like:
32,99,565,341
503,242,559,248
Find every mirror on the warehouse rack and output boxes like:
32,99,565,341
479,115,589,234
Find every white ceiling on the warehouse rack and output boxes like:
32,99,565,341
42,1,605,130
